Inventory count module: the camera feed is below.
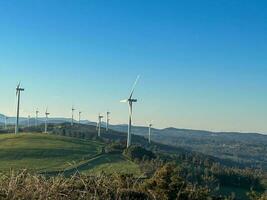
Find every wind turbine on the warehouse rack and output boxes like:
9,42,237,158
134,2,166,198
28,115,31,128
79,111,82,124
148,123,153,144
98,114,103,137
71,106,75,126
120,75,140,148
106,111,110,132
5,116,8,130
35,109,39,127
15,82,24,134
45,108,50,134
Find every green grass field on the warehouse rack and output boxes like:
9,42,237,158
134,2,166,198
82,154,142,176
0,133,103,172
0,133,141,176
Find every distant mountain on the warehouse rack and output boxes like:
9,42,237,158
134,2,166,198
0,114,96,126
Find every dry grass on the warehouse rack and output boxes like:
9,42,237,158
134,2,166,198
0,170,150,200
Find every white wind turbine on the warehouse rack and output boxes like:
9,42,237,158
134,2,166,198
28,115,31,128
15,82,24,134
79,111,82,124
106,111,110,132
5,116,8,130
98,114,103,137
148,123,153,144
45,108,50,134
120,75,140,148
71,106,75,126
35,109,39,127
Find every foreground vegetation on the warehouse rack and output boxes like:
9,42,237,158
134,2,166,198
0,164,266,200
0,124,266,199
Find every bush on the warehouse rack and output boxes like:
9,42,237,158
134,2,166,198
123,146,156,161
105,142,125,154
117,189,150,200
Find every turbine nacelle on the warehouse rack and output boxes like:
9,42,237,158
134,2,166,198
120,99,138,103
130,99,137,103
45,108,50,116
16,83,24,95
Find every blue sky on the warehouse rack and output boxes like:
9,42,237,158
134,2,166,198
0,0,267,133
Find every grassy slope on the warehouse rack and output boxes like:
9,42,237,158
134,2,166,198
0,133,141,176
0,133,103,172
83,154,142,176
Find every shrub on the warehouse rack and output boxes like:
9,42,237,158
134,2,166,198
123,146,156,161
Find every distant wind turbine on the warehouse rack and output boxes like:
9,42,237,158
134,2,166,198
71,106,75,126
35,109,39,127
98,114,103,137
5,116,8,130
120,75,140,148
148,123,153,144
28,115,31,128
79,111,82,124
45,108,50,134
15,82,24,134
106,111,110,132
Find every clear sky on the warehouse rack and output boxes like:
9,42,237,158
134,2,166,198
0,0,266,133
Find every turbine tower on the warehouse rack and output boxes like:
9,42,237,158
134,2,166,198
15,82,24,134
45,108,50,134
71,106,75,126
106,111,110,132
148,123,152,144
5,116,8,130
120,75,140,148
35,109,39,127
98,114,103,137
79,111,82,124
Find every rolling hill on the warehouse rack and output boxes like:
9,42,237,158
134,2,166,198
0,133,141,176
1,112,267,171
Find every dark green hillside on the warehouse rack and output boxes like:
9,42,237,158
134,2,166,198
110,125,267,171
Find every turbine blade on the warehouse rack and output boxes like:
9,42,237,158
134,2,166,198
120,99,128,103
129,75,140,99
